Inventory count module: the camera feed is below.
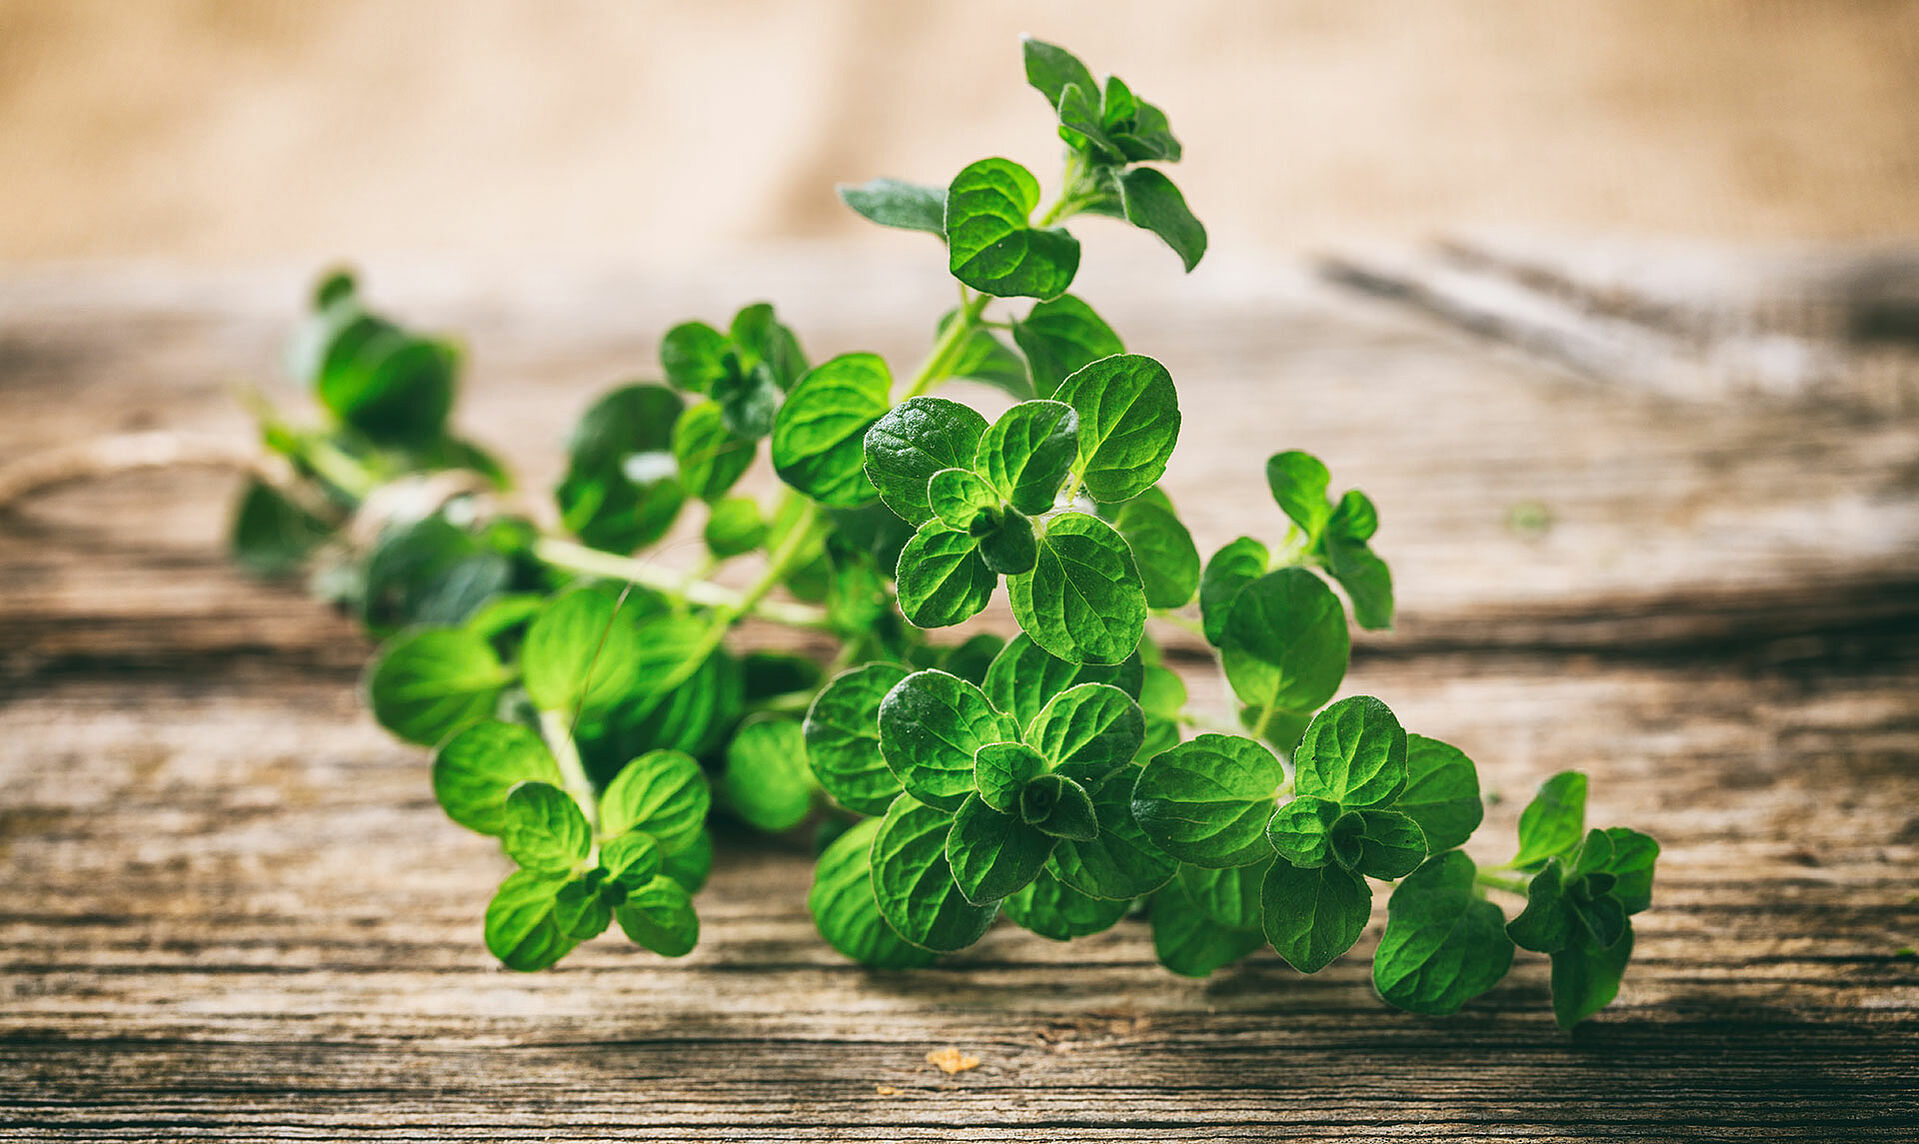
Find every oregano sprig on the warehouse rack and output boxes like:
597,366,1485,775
229,37,1655,1028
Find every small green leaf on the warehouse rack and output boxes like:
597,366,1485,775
729,303,810,390
808,817,939,968
772,352,891,506
870,795,998,951
837,178,947,236
662,828,713,893
1265,451,1332,538
672,400,756,502
804,663,910,816
660,321,731,393
1009,511,1148,665
878,669,1019,813
982,633,1143,736
1222,569,1349,737
1373,851,1515,1016
720,719,815,832
703,495,767,558
711,361,781,439
230,479,330,576
1331,808,1427,880
894,521,997,628
1261,858,1371,973
1177,855,1274,932
1020,773,1098,840
975,509,1038,576
501,781,592,872
599,749,710,854
484,869,575,971
1397,734,1484,853
1051,354,1180,505
1294,696,1409,810
1151,876,1265,978
927,467,1000,531
521,586,643,716
1550,925,1635,1029
1021,36,1099,110
1328,539,1394,630
557,384,686,552
1112,496,1200,609
320,334,459,447
1056,82,1121,162
361,514,513,634
553,876,613,940
1027,681,1144,789
1329,489,1378,542
1512,771,1588,871
975,741,1047,814
615,875,700,957
1011,295,1124,400
1131,733,1284,868
1265,795,1342,869
366,626,510,747
863,396,990,526
1050,764,1177,900
432,721,564,836
1003,868,1129,941
947,793,1058,904
975,400,1078,515
1117,168,1206,272
1598,827,1660,914
1198,536,1269,647
1507,860,1574,954
599,831,664,890
945,157,1081,300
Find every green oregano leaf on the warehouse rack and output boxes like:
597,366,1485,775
501,781,591,873
1049,764,1177,900
1117,168,1207,272
946,792,1058,904
877,669,1019,813
926,467,1000,531
943,309,1033,399
1050,354,1180,504
804,663,910,816
1021,36,1098,111
975,741,1047,814
1512,771,1588,871
974,399,1078,514
1198,536,1269,647
660,321,731,393
484,869,574,972
720,718,815,832
1026,681,1144,789
432,721,564,837
556,384,686,553
672,400,756,503
863,396,990,526
1373,851,1515,1016
945,157,1081,300
366,626,511,747
1222,568,1349,738
1265,795,1342,869
870,795,998,951
1550,926,1635,1030
894,521,996,628
1020,773,1098,841
521,586,643,717
615,875,700,957
982,634,1143,735
1330,808,1427,880
772,352,891,506
1177,855,1274,932
1111,495,1200,609
554,877,613,941
703,495,767,558
1265,450,1332,538
975,509,1038,576
1002,868,1130,941
230,479,330,576
1131,733,1284,868
1397,734,1484,853
1328,538,1394,630
599,749,710,854
1011,295,1123,400
1260,858,1371,973
837,178,947,236
1150,876,1265,978
1294,696,1409,810
1008,511,1148,665
809,817,939,968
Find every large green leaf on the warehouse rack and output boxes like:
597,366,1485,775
615,875,700,957
1111,496,1200,609
863,396,989,526
1117,167,1207,272
520,586,644,716
1293,696,1408,810
837,178,947,236
1011,294,1123,400
500,781,592,873
1397,734,1484,853
1008,512,1147,665
1150,876,1264,978
1049,764,1177,900
982,634,1142,736
432,720,564,836
1002,869,1130,941
945,158,1080,299
1021,36,1098,109
894,521,996,629
1050,355,1180,504
1550,925,1635,1029
1265,451,1332,538
1512,771,1588,871
946,793,1057,904
1260,859,1371,973
1026,682,1144,789
809,817,940,968
803,663,911,816
771,352,891,506
1372,851,1515,1016
366,626,511,747
556,384,686,552
974,400,1078,515
1131,734,1284,868
877,669,1019,813
1198,536,1269,647
599,749,710,854
1221,568,1349,735
720,719,815,832
484,869,575,971
869,795,997,952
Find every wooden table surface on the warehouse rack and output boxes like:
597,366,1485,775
3,250,1916,1141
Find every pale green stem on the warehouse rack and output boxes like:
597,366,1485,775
531,536,830,630
1475,870,1531,896
538,708,599,832
900,290,993,401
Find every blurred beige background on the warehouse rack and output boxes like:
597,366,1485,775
2,0,1917,267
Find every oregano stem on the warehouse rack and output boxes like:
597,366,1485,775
901,289,993,400
537,708,599,832
1475,870,1531,896
530,536,831,630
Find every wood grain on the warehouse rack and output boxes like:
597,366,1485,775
2,253,1916,1141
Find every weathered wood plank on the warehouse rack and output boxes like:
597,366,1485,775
2,256,1916,1139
